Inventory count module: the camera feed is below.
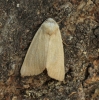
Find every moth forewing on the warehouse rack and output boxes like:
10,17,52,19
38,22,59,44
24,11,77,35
46,29,65,81
21,26,50,76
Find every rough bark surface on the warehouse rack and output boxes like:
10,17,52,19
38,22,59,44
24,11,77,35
0,0,99,100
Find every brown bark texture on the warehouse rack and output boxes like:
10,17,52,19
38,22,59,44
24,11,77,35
0,0,99,100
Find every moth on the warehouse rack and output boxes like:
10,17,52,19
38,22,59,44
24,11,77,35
20,18,65,81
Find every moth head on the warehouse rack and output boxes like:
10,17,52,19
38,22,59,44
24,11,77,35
42,18,59,35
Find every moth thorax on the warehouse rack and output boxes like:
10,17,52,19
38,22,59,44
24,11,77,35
42,20,59,35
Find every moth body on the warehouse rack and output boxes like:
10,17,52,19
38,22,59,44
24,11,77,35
20,18,65,81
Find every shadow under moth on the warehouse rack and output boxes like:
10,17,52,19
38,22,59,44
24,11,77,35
20,18,65,81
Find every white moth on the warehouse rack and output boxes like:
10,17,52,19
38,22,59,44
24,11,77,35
20,18,65,81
